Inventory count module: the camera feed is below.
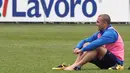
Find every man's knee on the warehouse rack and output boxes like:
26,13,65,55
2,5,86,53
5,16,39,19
96,46,107,52
83,43,107,57
96,46,107,57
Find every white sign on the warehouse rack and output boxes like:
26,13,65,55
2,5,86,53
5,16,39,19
0,0,130,22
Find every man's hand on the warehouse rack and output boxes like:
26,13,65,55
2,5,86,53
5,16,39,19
73,48,79,54
75,49,83,54
74,48,83,54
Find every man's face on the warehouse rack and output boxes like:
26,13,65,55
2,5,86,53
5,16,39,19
96,16,105,31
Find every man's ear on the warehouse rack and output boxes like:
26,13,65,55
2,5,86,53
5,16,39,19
104,21,108,25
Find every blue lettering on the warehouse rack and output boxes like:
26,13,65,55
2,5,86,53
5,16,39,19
55,0,69,17
0,0,2,7
40,0,54,17
13,0,26,17
11,0,97,18
27,0,41,17
82,0,97,17
71,0,81,17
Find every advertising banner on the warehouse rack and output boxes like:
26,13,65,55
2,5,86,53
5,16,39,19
0,0,129,22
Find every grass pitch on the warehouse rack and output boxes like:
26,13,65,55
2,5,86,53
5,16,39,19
0,24,130,73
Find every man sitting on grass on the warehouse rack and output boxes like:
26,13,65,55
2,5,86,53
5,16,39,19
63,14,124,70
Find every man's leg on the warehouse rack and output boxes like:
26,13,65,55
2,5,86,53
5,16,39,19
73,52,87,64
64,50,97,70
64,46,107,70
75,46,108,66
73,43,89,64
64,43,89,70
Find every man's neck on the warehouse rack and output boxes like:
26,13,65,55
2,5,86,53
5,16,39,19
103,24,111,30
103,25,108,30
99,24,111,34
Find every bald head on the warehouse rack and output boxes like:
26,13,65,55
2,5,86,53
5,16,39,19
98,14,111,24
96,14,111,31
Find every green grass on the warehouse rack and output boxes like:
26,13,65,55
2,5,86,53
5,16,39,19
0,24,130,73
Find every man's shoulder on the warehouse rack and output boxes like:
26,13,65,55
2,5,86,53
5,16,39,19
104,27,118,37
106,27,117,33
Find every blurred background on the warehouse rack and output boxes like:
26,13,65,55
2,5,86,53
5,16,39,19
0,0,130,73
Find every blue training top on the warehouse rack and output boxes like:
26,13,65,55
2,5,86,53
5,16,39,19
75,24,118,52
75,24,124,65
